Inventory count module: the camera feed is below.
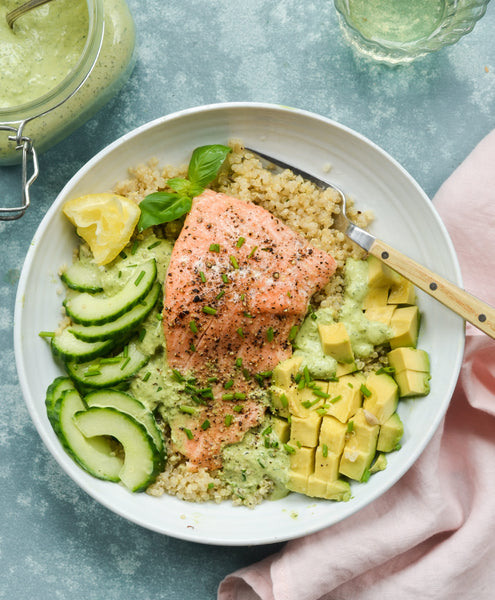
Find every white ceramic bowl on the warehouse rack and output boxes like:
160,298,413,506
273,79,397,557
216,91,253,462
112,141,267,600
14,103,464,546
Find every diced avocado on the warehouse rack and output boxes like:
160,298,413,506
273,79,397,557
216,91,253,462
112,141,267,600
270,385,292,418
395,369,431,397
290,412,322,447
367,255,401,288
362,371,398,424
363,286,389,310
339,409,379,481
273,355,304,387
271,416,290,443
365,305,396,327
369,453,388,473
388,278,416,305
377,412,404,452
336,360,358,376
319,415,348,455
306,473,329,498
325,374,362,424
287,446,315,494
288,383,327,418
318,322,354,363
325,478,351,501
389,306,420,349
313,445,340,480
387,347,430,373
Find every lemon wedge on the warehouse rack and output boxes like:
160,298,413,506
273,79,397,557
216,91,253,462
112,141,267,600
63,193,141,265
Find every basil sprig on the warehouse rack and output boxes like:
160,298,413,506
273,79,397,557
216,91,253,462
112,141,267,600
137,144,232,232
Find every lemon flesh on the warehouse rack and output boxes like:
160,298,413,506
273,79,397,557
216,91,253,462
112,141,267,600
63,194,141,265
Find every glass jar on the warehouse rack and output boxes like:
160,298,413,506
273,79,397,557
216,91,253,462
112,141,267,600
0,0,136,219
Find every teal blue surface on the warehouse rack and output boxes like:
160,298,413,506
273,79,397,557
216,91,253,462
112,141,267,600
1,1,494,598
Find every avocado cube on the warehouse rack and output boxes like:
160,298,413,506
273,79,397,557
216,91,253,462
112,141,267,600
362,372,399,424
271,417,290,443
313,445,340,480
288,383,327,418
395,369,431,397
270,385,292,418
318,322,354,363
290,412,322,447
336,361,358,376
326,374,362,424
365,305,396,327
377,412,404,452
387,347,430,373
363,286,390,310
273,355,303,387
369,453,388,473
306,473,330,498
367,255,401,288
389,306,420,349
289,445,315,474
339,409,379,481
319,415,348,455
287,470,308,494
388,278,416,305
326,478,351,501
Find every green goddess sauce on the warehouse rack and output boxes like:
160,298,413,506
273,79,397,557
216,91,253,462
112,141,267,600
0,0,89,108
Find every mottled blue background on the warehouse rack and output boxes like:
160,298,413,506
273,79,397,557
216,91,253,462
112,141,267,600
1,1,495,598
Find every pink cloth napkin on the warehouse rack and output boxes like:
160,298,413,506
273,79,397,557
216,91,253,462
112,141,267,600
218,130,495,600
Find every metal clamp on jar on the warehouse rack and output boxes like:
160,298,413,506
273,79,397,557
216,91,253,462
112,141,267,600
0,0,136,220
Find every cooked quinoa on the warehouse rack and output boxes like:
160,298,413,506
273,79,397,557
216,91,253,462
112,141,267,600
113,140,375,507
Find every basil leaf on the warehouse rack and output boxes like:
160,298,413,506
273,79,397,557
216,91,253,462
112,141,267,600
137,192,192,232
187,144,232,188
167,178,192,195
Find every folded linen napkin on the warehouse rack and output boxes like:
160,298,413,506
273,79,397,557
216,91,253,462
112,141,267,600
218,130,495,600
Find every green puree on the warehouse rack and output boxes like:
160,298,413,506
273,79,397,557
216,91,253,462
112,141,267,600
0,0,89,107
293,257,392,378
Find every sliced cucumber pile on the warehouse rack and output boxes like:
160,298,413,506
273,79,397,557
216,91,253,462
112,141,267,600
44,238,167,492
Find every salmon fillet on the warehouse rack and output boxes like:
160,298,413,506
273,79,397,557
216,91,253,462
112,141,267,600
163,189,336,470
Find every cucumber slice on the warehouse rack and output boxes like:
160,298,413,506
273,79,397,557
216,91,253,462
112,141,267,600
61,262,103,293
45,376,75,427
66,340,149,389
51,328,115,363
69,282,161,342
74,406,162,492
85,389,165,457
54,389,123,481
64,259,157,325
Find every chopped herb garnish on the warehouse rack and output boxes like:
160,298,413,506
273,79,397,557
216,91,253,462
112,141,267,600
224,414,233,426
190,343,196,352
119,250,127,259
207,376,219,383
38,331,55,338
189,320,199,333
322,443,329,458
180,405,196,415
221,273,229,284
236,236,245,248
330,394,342,404
262,426,273,436
347,420,354,433
131,239,139,255
216,290,225,300
209,243,220,253
361,469,371,483
280,393,288,408
199,270,207,283
234,392,246,400
84,368,101,377
236,327,244,338
201,420,211,430
235,357,243,368
266,327,274,342
222,393,234,401
134,270,145,286
284,443,296,454
233,405,244,413
100,356,123,364
184,428,194,440
360,384,372,397
120,357,131,370
257,459,266,469
288,325,299,341
316,407,328,416
138,328,147,342
230,255,240,269
172,368,185,382
147,240,162,250
248,245,258,258
312,387,330,399
207,482,215,489
224,379,234,389
376,366,395,374
202,306,217,315
142,371,151,382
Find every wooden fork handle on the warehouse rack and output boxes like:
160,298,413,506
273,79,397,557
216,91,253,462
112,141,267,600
369,238,495,339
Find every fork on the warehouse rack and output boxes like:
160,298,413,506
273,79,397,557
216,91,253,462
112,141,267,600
245,148,495,340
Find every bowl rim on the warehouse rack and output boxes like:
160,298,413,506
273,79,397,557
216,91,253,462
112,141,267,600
13,101,466,545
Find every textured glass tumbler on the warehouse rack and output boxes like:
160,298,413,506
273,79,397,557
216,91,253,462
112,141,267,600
334,0,490,64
